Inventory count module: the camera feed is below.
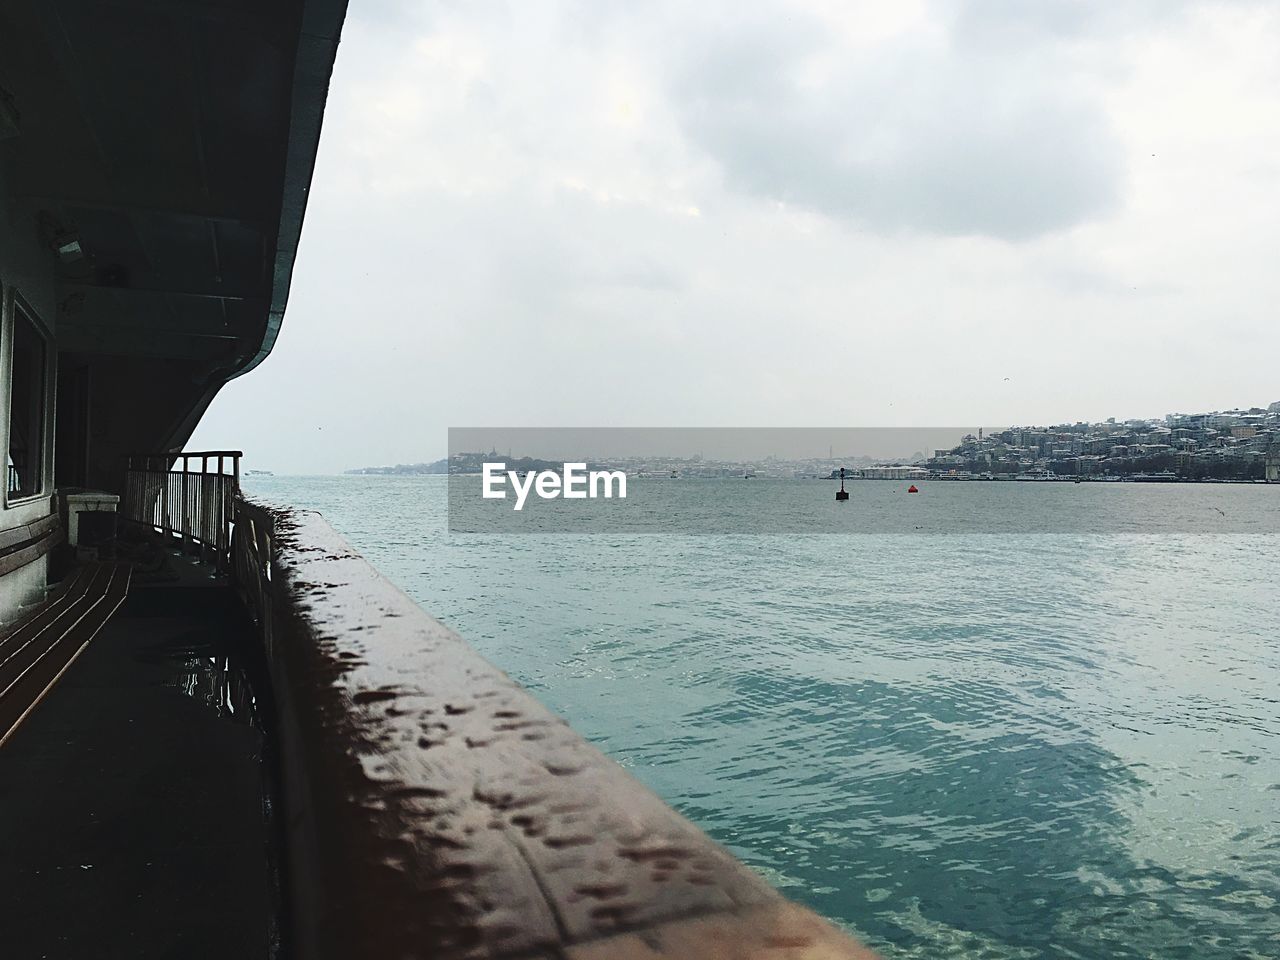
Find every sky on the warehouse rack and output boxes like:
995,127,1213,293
190,0,1280,474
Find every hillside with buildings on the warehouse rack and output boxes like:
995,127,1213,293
925,402,1280,481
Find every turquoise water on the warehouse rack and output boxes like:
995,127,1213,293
248,475,1280,959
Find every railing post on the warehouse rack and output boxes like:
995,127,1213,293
229,454,240,569
180,455,191,554
161,456,171,538
216,455,226,572
200,455,210,565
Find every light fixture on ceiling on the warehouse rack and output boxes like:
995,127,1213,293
53,234,84,263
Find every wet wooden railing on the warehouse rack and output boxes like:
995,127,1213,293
231,494,877,960
231,497,273,653
122,451,241,569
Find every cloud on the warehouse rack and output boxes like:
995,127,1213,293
670,9,1123,240
189,0,1280,472
948,0,1257,45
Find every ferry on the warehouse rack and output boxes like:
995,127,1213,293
0,3,873,957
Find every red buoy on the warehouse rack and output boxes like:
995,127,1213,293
907,484,919,493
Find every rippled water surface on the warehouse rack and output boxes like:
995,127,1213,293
248,475,1280,959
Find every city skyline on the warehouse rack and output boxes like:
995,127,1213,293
337,398,1280,478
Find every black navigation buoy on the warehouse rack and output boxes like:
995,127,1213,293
836,467,849,501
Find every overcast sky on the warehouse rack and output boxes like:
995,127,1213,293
190,0,1280,474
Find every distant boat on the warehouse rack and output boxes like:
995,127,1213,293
246,469,274,476
744,470,756,479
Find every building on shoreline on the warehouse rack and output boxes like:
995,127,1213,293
856,465,931,480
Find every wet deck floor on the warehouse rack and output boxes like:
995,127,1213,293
0,554,276,959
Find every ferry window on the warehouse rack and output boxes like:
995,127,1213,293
8,302,47,500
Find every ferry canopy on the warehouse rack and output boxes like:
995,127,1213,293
0,0,345,478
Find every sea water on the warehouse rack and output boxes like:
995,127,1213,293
246,475,1280,959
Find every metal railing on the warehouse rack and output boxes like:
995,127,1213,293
122,451,241,569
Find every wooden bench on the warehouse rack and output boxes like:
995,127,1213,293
0,562,132,747
0,513,62,577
